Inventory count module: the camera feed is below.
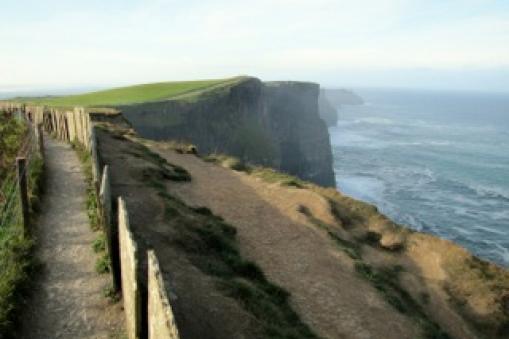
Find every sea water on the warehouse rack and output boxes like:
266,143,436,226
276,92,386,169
329,88,509,267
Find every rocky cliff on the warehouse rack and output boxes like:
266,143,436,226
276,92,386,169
119,77,336,187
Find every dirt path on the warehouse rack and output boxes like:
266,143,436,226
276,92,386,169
20,138,124,339
149,144,421,339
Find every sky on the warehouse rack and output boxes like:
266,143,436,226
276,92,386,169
1,0,509,92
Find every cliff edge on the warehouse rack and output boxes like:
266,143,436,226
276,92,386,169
119,77,336,187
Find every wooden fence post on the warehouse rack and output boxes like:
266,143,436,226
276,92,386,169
35,123,44,158
100,165,121,291
16,157,29,236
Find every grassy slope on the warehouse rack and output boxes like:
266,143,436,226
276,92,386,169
17,77,244,107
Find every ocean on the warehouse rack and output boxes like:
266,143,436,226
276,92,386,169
329,88,509,267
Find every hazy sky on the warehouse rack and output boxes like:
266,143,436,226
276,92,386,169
1,0,509,92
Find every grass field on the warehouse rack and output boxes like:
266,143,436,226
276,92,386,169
17,77,244,107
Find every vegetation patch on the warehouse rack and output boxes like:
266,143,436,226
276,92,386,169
0,113,43,338
125,142,192,182
96,253,111,274
203,154,250,172
355,262,450,339
16,77,243,107
0,227,36,337
0,113,27,183
93,234,106,253
358,231,382,247
102,284,121,303
72,141,113,281
250,168,305,188
204,153,306,188
444,258,509,338
72,141,100,231
298,205,361,260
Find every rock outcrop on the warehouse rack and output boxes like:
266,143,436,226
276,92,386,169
119,77,336,187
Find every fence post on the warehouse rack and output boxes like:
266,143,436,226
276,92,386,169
100,165,120,291
16,157,29,237
35,123,44,158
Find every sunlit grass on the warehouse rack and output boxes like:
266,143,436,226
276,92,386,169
16,77,244,107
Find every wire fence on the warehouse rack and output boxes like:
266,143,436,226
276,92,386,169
0,115,40,232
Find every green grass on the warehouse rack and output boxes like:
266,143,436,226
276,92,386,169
0,225,35,336
0,113,27,184
72,141,100,231
93,234,106,253
0,116,44,337
16,77,244,107
96,254,111,274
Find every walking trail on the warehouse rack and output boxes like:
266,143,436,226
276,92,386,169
20,137,124,339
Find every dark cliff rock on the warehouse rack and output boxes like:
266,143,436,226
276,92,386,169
119,77,336,187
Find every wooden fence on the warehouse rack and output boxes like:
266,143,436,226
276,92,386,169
0,102,181,339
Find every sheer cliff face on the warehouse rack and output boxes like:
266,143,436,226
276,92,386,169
120,78,336,187
262,82,335,186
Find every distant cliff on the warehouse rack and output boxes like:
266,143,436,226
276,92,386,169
318,90,338,127
322,88,364,106
318,88,364,127
119,77,336,187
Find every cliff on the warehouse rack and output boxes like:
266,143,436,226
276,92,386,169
318,90,338,127
119,77,336,187
322,88,364,106
318,88,364,127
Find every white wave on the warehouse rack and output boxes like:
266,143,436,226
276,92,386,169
337,117,397,126
472,224,507,236
450,226,476,236
468,182,509,201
